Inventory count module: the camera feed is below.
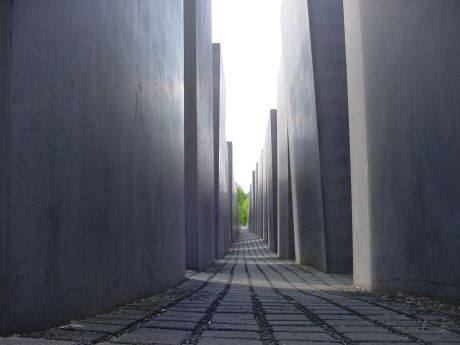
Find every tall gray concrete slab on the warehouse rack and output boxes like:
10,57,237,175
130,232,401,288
344,0,460,301
254,164,258,236
281,0,352,273
251,170,256,233
247,184,253,232
0,0,12,333
276,58,295,260
212,43,229,259
261,150,268,243
184,0,215,270
265,110,278,252
256,161,264,239
227,142,238,245
0,0,185,335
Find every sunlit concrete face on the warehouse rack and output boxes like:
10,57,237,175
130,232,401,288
280,0,352,273
344,0,460,301
264,110,278,253
212,43,230,259
184,0,215,270
276,60,295,260
0,0,185,335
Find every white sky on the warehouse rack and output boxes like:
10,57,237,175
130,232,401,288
212,0,282,193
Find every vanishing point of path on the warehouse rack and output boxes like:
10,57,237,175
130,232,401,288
3,230,460,345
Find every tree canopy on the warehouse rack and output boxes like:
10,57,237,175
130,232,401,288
236,184,248,226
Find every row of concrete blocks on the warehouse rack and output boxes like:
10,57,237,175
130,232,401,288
0,0,235,336
183,0,236,272
248,0,460,303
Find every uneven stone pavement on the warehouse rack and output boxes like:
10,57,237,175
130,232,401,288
2,230,459,345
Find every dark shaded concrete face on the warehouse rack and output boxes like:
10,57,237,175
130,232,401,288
0,0,12,333
228,142,239,243
212,43,230,259
184,0,215,270
276,60,295,260
345,0,460,301
280,0,352,273
264,110,278,253
1,0,185,334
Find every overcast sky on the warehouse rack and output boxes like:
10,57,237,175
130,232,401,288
212,0,282,192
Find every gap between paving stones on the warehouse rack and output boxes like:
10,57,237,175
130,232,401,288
181,250,240,344
244,256,278,345
247,252,356,344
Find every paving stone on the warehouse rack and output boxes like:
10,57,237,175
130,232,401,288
202,330,259,339
274,331,335,341
0,338,77,345
343,332,410,342
198,339,263,345
113,328,189,344
142,320,197,330
59,321,126,333
271,325,324,332
4,230,459,344
209,323,259,331
278,341,340,345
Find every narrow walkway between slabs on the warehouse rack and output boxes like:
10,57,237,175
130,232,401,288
4,230,460,345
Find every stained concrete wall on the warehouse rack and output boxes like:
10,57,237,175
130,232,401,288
280,0,352,273
344,0,460,301
0,0,185,335
276,58,295,260
264,110,278,252
212,43,230,259
184,0,215,270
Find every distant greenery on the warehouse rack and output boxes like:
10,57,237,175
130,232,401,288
237,184,248,226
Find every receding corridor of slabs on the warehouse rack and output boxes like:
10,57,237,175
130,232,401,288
4,230,460,345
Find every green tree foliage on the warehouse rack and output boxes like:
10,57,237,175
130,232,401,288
237,184,249,226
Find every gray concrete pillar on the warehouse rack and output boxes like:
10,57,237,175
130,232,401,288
184,0,215,270
212,43,228,259
277,58,295,260
264,110,278,252
280,0,352,273
0,0,185,335
344,0,460,301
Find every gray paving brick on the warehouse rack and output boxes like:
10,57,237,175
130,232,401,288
113,328,189,344
343,332,410,342
0,338,77,345
198,339,263,345
274,331,335,341
4,230,459,345
202,330,259,339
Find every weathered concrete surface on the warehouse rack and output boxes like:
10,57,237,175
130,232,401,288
5,230,460,344
247,184,253,232
264,110,278,253
184,0,215,270
344,0,460,301
212,43,230,259
0,0,185,335
281,0,352,273
262,150,268,244
227,142,239,244
0,0,12,334
248,170,256,234
276,58,295,260
256,160,264,240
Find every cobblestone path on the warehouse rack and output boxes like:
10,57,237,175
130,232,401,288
2,230,459,345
